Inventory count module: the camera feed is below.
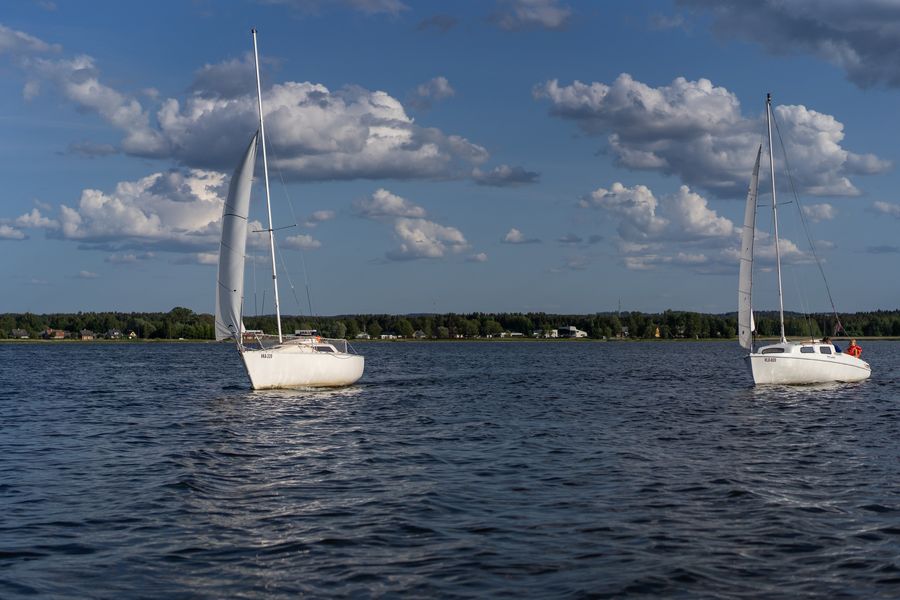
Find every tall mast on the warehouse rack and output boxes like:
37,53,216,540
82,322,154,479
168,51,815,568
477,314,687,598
766,93,786,343
252,28,283,343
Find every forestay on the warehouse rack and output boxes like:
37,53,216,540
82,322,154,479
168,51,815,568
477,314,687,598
215,132,259,341
738,145,762,350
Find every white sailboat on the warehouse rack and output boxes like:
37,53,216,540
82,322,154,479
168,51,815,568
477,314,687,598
738,94,870,385
214,29,364,390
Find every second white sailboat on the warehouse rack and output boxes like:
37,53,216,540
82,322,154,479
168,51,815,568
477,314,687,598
738,94,870,385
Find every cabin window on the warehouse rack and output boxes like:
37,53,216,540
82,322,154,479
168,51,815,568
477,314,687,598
761,347,785,354
800,347,815,353
819,346,832,355
314,346,335,353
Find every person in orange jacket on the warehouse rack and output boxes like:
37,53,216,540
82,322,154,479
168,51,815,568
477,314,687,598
846,338,862,358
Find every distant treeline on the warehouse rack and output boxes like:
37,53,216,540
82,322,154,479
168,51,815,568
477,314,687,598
3,308,900,340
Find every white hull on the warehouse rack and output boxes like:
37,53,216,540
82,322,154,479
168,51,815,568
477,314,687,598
745,342,870,385
241,344,364,389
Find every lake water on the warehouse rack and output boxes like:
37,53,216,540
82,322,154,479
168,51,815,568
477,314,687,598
1,341,898,598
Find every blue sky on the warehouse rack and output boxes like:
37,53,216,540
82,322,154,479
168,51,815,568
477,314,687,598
2,0,899,316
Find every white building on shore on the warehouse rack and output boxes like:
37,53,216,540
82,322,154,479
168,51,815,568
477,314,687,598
558,326,588,338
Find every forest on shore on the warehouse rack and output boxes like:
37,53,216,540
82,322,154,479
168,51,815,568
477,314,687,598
3,308,900,340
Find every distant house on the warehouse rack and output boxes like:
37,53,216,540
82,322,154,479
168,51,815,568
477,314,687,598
106,329,122,339
500,331,524,338
617,326,629,339
242,329,264,344
295,329,318,337
380,333,398,340
80,329,95,340
42,328,66,340
355,332,371,340
127,331,138,339
558,326,588,339
10,328,29,339
413,330,428,339
532,329,558,338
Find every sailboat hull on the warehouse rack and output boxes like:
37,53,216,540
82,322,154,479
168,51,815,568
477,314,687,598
745,343,870,385
241,346,364,389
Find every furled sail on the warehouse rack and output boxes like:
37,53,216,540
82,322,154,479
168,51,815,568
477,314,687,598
738,145,762,350
215,132,259,341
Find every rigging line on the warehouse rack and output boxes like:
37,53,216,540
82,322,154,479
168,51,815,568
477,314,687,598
273,237,305,318
299,249,314,317
772,111,845,335
260,288,266,319
789,262,815,340
269,146,315,317
252,251,258,317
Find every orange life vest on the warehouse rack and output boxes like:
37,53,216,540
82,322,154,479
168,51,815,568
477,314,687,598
847,344,862,358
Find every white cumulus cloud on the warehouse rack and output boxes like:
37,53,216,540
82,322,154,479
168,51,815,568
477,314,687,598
409,76,455,110
189,52,260,100
304,210,336,227
387,217,468,260
536,73,889,198
0,224,26,240
502,227,541,244
16,208,59,229
21,169,229,255
27,54,166,155
873,200,900,218
584,181,811,273
154,81,488,179
353,188,470,261
354,188,427,218
802,203,836,222
172,252,219,266
583,181,735,244
6,25,489,182
282,234,322,250
0,23,59,56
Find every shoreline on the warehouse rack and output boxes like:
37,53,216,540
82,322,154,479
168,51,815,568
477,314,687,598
2,336,898,345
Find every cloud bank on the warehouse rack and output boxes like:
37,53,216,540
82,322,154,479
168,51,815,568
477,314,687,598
7,23,490,183
535,73,889,198
355,189,472,260
582,182,810,273
680,0,900,89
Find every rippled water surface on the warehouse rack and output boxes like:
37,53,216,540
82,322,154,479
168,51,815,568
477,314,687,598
2,340,899,598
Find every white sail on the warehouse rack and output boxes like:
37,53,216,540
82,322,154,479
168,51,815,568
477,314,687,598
215,132,259,341
215,29,364,389
738,144,762,350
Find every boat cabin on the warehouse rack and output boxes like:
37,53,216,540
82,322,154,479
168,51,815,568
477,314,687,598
757,341,838,355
